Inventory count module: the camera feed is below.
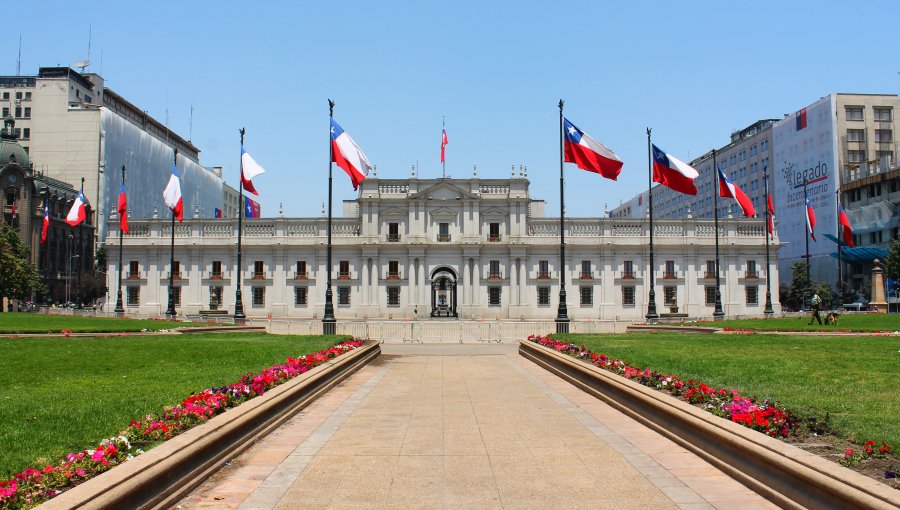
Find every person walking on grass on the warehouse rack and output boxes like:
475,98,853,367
808,292,822,325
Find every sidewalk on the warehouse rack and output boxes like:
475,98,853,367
175,345,775,509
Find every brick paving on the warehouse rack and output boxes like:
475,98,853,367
174,344,776,509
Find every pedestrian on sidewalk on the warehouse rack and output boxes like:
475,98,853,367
808,292,822,325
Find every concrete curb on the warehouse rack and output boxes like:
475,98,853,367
40,341,381,510
519,340,900,510
626,324,721,334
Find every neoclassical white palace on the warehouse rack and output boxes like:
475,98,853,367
104,176,780,320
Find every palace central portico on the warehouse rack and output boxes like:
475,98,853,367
106,175,779,319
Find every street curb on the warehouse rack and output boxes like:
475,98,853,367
519,340,900,510
626,324,721,334
39,341,381,510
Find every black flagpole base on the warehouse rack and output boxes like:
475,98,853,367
763,292,774,316
323,285,336,335
114,290,125,318
713,290,725,320
645,289,659,321
234,289,246,324
555,289,569,334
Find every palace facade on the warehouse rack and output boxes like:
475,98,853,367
105,176,780,320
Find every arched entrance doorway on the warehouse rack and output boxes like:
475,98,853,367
430,267,458,318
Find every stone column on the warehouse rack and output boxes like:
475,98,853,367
510,256,518,306
869,260,888,313
361,258,369,306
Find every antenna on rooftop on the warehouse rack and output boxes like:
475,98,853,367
189,103,194,142
73,60,90,71
16,35,21,75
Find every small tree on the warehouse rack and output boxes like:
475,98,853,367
788,261,813,310
0,224,45,307
886,236,900,280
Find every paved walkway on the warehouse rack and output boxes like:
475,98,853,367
175,344,776,509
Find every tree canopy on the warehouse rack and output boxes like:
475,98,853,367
0,224,45,304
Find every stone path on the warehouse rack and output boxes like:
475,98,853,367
175,344,776,509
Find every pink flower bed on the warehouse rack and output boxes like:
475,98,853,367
0,340,363,509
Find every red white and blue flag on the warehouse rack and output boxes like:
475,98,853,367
717,167,755,217
117,183,129,234
767,192,776,239
244,196,260,218
441,127,448,164
331,119,371,190
796,108,808,131
163,164,184,222
652,144,698,195
839,204,854,247
563,118,623,180
240,146,266,195
41,200,49,245
214,208,222,218
805,197,816,241
65,191,87,226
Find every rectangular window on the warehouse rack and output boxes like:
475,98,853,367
1,107,8,117
705,260,716,279
622,286,635,306
173,286,182,307
746,260,757,278
296,260,307,279
387,286,400,306
13,107,20,118
172,260,181,279
538,260,550,279
1,92,8,100
489,222,500,241
664,286,677,306
489,260,500,279
15,91,22,99
580,286,593,306
746,286,759,305
22,128,29,139
877,151,894,167
438,222,450,242
664,260,676,279
868,184,882,198
848,150,865,163
294,287,307,306
580,260,592,279
128,260,139,278
388,222,400,241
705,286,716,305
537,287,550,306
339,260,350,279
210,286,223,308
846,106,864,121
623,260,634,278
761,139,769,151
488,287,501,306
126,287,140,306
338,286,351,305
388,260,399,279
875,130,893,143
252,287,265,306
24,91,30,100
211,260,222,278
253,260,264,278
22,107,29,118
847,129,865,142
874,107,892,122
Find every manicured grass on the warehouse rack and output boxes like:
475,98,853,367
0,313,214,333
692,313,900,332
0,333,344,477
553,333,900,448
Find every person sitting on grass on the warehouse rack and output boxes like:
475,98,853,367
808,292,822,325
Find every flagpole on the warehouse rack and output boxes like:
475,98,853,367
555,99,569,334
442,116,446,179
233,129,247,324
803,178,810,310
712,150,725,319
836,188,843,301
114,164,126,317
166,150,177,319
76,177,84,310
763,167,774,316
645,128,658,320
323,99,336,335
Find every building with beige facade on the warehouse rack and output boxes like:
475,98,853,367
106,175,779,320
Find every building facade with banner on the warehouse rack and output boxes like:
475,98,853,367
105,176,779,320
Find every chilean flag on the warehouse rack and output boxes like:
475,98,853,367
767,193,776,238
244,196,260,218
240,146,266,195
41,200,49,245
331,119,371,190
563,118,623,180
805,197,816,241
652,144,698,195
839,204,854,247
117,183,129,234
718,168,755,217
65,191,87,226
441,127,448,163
163,165,184,222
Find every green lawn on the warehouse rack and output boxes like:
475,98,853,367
0,333,344,477
0,313,214,333
690,313,900,332
553,333,900,448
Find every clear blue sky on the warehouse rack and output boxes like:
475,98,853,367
6,1,899,217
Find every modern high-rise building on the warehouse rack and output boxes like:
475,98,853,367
0,67,225,243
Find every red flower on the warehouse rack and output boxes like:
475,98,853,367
879,442,891,454
844,449,854,458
